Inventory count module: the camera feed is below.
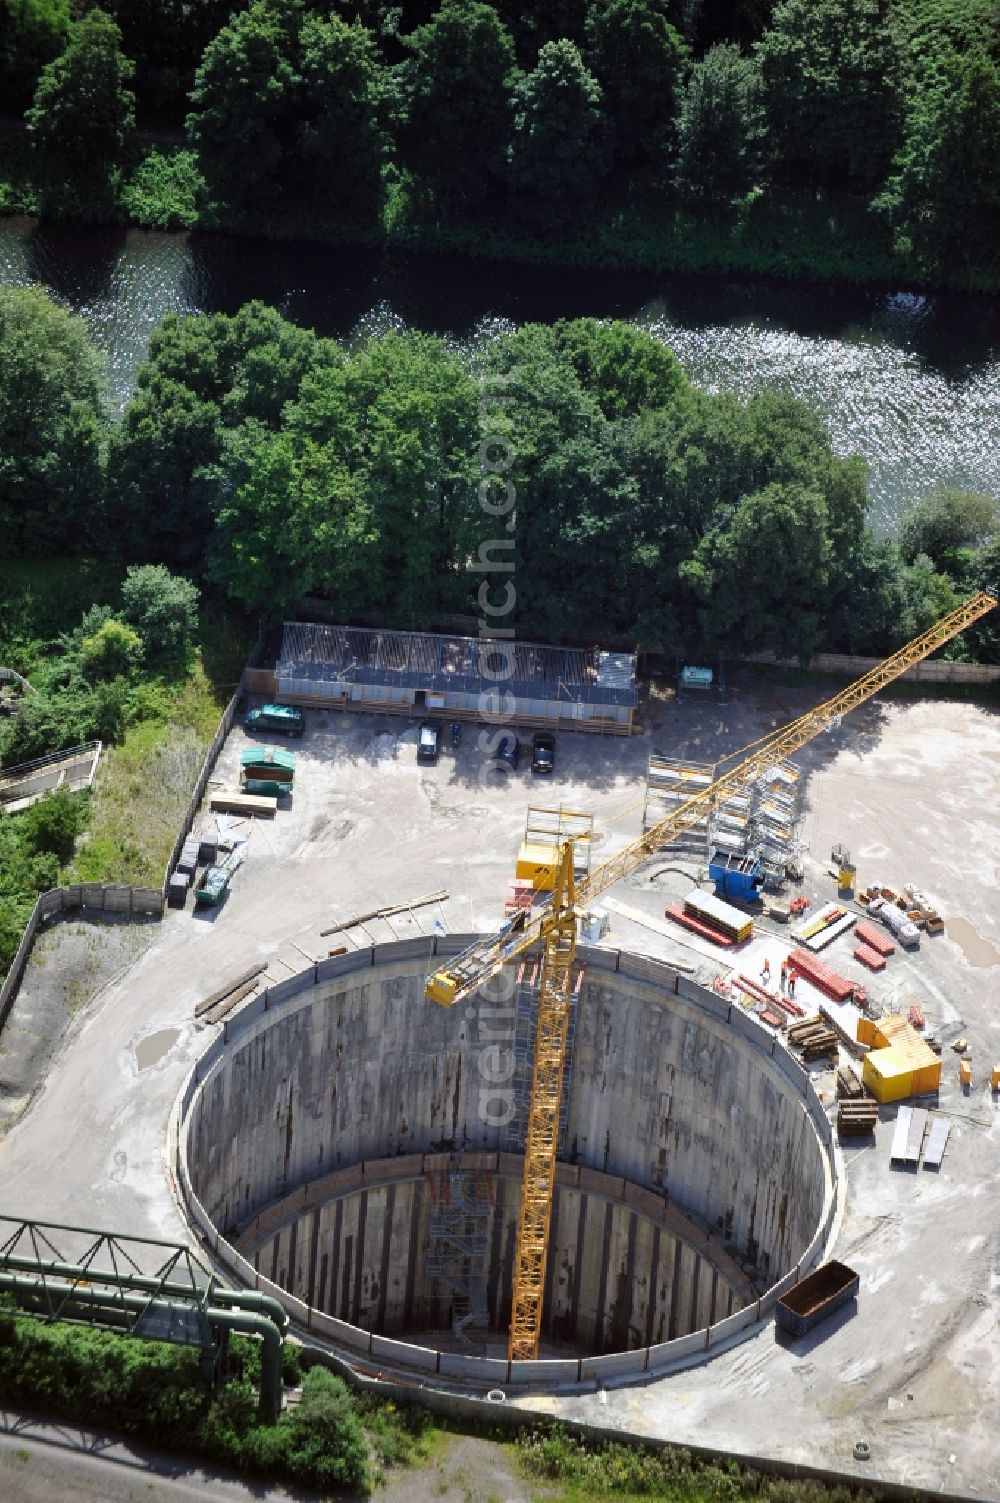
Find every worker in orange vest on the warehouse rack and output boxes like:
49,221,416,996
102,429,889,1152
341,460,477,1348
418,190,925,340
788,966,798,997
780,960,788,992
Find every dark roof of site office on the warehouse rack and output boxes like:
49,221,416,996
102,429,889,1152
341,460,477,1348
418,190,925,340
277,623,637,707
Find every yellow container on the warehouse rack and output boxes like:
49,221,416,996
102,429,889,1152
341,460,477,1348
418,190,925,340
516,840,559,890
991,1065,1000,1091
863,1048,914,1104
959,1058,972,1087
911,1059,942,1095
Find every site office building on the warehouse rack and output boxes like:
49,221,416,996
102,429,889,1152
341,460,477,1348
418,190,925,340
273,623,637,734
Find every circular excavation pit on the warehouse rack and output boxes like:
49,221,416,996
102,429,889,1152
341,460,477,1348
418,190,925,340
176,941,838,1386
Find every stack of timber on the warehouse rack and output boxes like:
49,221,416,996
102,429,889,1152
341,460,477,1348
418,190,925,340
670,888,754,943
837,1097,879,1136
789,948,856,1002
210,790,277,816
787,1013,839,1061
836,1064,864,1099
195,962,268,1025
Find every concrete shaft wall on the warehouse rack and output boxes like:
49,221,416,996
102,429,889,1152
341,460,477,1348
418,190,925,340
233,1155,752,1354
186,952,826,1301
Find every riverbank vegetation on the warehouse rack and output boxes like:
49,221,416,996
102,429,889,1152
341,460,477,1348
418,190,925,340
1,284,996,971
3,283,995,660
0,1,996,292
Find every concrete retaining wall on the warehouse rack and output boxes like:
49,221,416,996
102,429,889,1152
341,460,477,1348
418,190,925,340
0,882,164,1030
232,1153,749,1355
174,939,838,1389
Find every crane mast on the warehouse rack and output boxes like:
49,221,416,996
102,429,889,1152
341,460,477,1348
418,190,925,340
426,589,996,1361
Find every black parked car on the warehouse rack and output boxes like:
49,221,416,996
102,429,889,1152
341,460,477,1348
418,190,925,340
496,732,519,771
417,721,440,762
531,732,555,774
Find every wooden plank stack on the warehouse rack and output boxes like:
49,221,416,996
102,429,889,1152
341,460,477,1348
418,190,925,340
787,1013,839,1061
836,1065,864,1099
837,1098,879,1136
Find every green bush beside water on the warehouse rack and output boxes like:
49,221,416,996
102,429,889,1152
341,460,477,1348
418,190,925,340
0,129,982,291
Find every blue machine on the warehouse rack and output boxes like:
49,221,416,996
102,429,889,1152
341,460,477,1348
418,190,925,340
709,849,763,903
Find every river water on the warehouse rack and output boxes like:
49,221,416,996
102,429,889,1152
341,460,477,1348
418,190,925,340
1,217,998,533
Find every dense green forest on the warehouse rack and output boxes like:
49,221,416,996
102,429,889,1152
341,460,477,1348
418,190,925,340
0,0,997,289
3,282,997,672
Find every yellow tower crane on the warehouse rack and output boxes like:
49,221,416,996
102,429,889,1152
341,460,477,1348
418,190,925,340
425,589,997,1361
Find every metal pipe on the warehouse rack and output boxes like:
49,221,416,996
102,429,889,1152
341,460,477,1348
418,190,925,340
0,1272,283,1423
0,1253,288,1335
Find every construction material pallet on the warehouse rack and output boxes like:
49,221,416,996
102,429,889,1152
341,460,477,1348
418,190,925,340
682,888,754,943
760,1008,785,1028
210,791,277,816
836,1065,864,1099
789,948,855,1002
804,912,857,951
664,905,734,947
794,903,844,942
854,943,887,971
854,921,895,957
838,1100,878,1136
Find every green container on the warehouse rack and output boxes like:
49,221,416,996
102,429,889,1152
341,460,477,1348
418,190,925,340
242,777,292,797
240,746,295,784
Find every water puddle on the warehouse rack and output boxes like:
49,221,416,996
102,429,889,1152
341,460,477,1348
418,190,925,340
135,1028,180,1071
946,917,1000,969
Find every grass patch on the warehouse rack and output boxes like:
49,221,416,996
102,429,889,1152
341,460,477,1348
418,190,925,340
514,1424,889,1502
68,592,254,888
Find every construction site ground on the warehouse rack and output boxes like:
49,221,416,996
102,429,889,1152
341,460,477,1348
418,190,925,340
1,677,998,1499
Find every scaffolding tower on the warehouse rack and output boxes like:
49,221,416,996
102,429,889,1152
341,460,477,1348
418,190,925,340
642,755,716,855
425,1162,494,1345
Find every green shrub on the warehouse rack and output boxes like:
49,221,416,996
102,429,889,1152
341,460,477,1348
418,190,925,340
80,617,144,679
120,564,200,666
18,787,86,863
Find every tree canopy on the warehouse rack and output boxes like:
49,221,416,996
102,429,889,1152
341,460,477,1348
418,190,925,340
395,0,516,211
26,7,135,191
508,39,609,229
0,286,106,554
584,0,688,163
188,2,388,220
3,288,996,665
756,0,901,190
675,43,765,198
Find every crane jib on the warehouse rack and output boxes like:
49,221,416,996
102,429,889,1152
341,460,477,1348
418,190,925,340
422,589,998,1358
